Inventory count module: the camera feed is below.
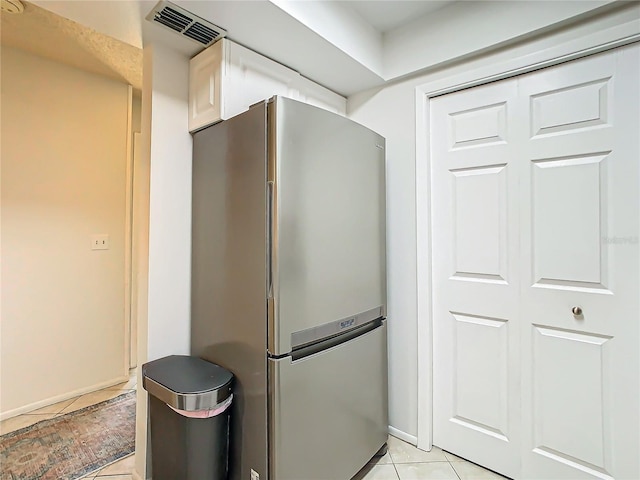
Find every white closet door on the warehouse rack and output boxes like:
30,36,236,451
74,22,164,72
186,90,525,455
431,44,639,480
431,80,522,479
517,46,639,480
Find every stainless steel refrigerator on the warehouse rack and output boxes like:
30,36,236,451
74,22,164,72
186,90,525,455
191,96,387,480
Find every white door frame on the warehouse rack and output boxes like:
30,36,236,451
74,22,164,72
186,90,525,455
415,16,640,451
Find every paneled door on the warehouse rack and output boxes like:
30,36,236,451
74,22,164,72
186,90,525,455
431,44,639,480
517,46,639,480
431,79,522,479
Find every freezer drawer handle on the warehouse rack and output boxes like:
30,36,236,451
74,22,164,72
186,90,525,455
291,319,383,361
291,305,386,349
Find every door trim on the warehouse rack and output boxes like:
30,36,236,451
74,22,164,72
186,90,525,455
415,8,640,451
124,85,134,372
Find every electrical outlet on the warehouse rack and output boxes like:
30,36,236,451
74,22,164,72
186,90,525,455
250,469,259,480
91,234,110,250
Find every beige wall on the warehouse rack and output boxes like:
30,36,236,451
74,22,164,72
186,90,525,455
132,90,142,133
1,46,129,416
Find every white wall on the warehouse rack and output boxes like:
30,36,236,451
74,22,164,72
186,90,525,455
134,42,192,480
270,0,383,73
347,2,640,441
382,0,612,79
348,77,420,442
1,46,129,417
145,46,192,363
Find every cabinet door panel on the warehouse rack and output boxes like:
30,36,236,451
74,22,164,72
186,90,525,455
188,40,223,132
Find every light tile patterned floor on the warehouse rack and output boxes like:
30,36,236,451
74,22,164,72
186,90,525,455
1,369,507,480
353,435,508,480
86,433,507,480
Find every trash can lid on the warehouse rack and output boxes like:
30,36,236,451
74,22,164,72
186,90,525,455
142,355,233,411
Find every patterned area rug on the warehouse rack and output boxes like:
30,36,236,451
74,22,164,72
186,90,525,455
0,391,136,480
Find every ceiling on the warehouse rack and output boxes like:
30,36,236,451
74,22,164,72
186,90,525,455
342,0,454,33
1,1,142,90
6,0,618,97
1,2,142,89
10,0,457,96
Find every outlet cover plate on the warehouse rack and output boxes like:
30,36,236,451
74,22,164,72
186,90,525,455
91,234,110,250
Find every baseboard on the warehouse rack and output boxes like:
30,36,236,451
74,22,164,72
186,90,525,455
0,375,129,421
132,470,145,480
388,425,418,446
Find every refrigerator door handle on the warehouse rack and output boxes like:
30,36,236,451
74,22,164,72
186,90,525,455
267,180,274,298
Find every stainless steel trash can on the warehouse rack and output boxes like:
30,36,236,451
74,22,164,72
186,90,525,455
142,355,234,480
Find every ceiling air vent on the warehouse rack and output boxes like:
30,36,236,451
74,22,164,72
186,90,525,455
146,1,227,48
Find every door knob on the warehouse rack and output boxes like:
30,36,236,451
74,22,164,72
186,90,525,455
572,306,583,316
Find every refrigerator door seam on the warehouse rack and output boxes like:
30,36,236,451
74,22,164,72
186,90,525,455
266,98,279,356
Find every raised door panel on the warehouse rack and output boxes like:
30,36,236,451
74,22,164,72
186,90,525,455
449,102,507,150
451,313,509,441
188,40,223,132
531,153,609,291
531,326,612,478
530,79,610,138
452,165,508,283
224,40,299,119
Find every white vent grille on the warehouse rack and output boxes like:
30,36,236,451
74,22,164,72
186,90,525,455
146,1,227,48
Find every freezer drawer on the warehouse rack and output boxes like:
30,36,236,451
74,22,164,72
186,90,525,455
269,322,388,480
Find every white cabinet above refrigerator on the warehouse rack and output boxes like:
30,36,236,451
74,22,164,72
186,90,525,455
189,39,347,132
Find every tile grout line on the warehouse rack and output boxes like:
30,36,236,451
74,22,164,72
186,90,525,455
21,397,78,416
448,458,462,480
391,462,401,480
58,395,83,415
390,453,401,480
